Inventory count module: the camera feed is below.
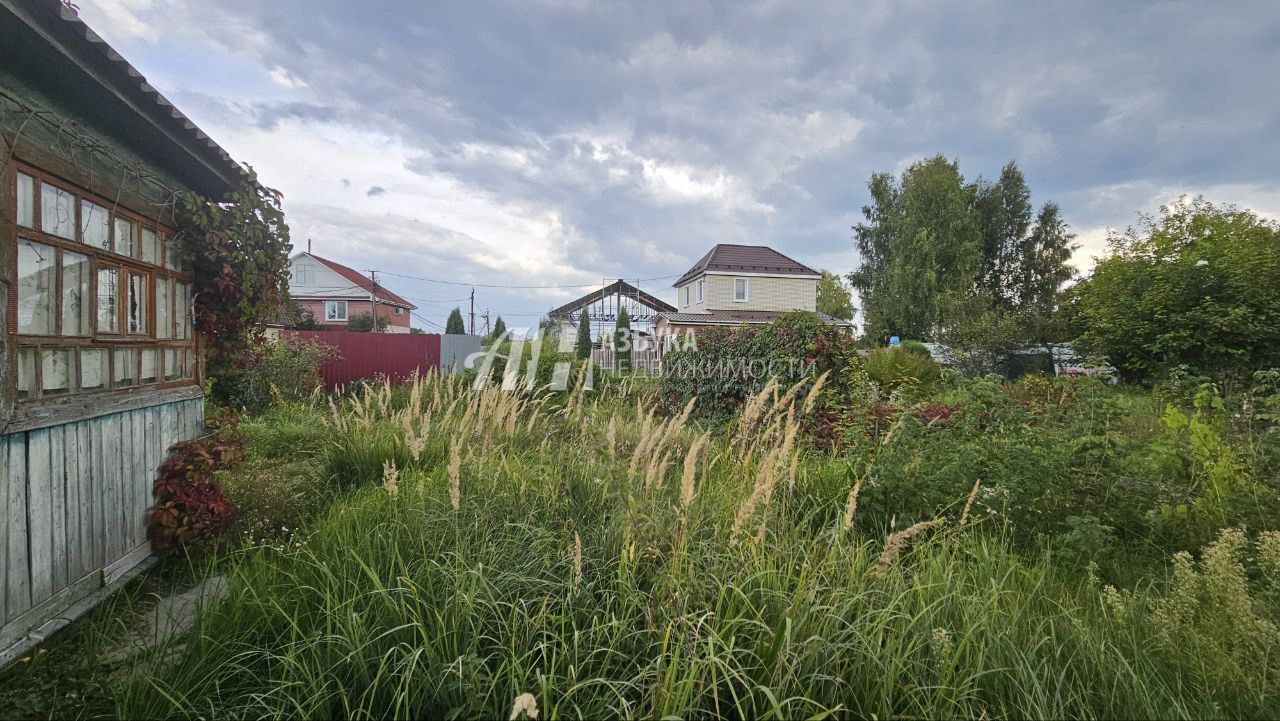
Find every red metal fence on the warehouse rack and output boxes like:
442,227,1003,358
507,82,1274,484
284,330,442,390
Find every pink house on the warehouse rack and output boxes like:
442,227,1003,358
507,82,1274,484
287,251,417,332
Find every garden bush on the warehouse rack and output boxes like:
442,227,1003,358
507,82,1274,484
211,335,337,414
659,310,863,419
865,344,942,390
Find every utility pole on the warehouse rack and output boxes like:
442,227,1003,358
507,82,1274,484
482,309,491,338
469,288,475,336
368,269,380,332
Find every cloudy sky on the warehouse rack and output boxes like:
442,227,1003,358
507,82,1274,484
80,0,1280,331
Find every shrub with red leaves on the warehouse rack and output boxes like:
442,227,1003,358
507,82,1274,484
912,402,962,427
149,418,246,552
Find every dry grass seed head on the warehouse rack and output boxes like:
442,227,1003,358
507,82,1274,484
802,370,830,415
681,432,709,514
960,479,982,525
448,441,462,511
876,519,943,575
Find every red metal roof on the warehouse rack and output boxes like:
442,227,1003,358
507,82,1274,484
304,253,416,309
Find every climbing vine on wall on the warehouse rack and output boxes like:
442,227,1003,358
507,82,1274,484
174,174,292,394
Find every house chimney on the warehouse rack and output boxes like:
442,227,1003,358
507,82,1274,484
308,238,312,254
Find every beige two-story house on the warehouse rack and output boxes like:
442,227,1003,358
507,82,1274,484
654,244,853,347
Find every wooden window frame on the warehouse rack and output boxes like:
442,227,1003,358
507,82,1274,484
8,163,199,404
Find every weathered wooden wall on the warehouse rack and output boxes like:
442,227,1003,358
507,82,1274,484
0,396,203,657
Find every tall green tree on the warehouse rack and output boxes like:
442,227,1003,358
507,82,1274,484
850,156,1074,346
488,316,507,342
974,162,1033,307
850,154,981,341
1018,202,1077,344
445,307,466,334
816,270,855,320
575,307,592,359
1071,197,1280,383
613,306,631,372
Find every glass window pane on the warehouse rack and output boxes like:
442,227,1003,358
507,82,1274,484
41,183,75,239
114,217,136,258
97,268,119,333
81,348,106,391
141,227,159,265
17,348,37,399
41,349,71,395
174,281,190,339
17,173,35,227
164,349,182,381
164,234,179,270
113,348,136,387
18,240,57,335
127,273,148,334
61,251,90,336
184,349,195,379
156,277,172,339
141,349,158,384
81,200,110,250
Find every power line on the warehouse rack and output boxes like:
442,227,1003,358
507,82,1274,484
377,271,680,289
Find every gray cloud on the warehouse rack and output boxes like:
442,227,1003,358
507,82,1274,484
366,186,386,197
92,0,1280,323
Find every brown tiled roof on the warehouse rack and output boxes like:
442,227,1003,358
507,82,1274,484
673,244,820,287
659,310,853,327
547,279,676,317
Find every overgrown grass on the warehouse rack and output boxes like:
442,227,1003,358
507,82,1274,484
109,376,1280,719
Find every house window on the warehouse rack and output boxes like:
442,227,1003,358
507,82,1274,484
61,251,90,336
115,217,136,257
325,300,348,321
734,277,749,302
81,200,110,251
140,227,160,265
41,184,75,239
9,166,197,402
684,286,690,307
16,172,34,227
696,279,704,303
395,307,403,316
294,264,315,285
17,240,56,335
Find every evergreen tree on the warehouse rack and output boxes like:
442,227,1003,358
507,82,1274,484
613,306,631,372
445,307,466,334
489,316,507,342
575,307,592,360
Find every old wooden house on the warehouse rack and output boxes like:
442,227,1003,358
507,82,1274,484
0,1,248,662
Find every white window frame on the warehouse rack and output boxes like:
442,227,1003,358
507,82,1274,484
684,285,690,307
733,277,749,302
696,278,704,303
294,264,315,285
325,300,349,321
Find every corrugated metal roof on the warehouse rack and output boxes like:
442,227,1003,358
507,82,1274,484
673,244,820,287
0,0,250,195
